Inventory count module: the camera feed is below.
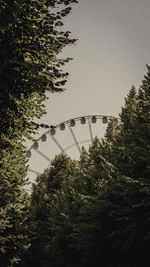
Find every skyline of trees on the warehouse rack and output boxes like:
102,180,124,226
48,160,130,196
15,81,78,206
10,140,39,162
0,0,150,266
21,66,150,267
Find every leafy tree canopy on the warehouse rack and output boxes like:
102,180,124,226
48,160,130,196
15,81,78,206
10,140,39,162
0,0,78,265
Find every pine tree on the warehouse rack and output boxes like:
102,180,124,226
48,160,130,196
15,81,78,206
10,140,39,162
136,65,150,178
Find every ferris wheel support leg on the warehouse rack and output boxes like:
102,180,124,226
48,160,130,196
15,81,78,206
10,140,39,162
88,119,93,144
68,125,81,154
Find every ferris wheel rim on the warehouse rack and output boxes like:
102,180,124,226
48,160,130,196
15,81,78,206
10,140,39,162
28,114,119,150
26,114,120,175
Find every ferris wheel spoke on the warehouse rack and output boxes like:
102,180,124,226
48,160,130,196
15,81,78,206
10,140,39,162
27,115,120,185
28,168,41,175
64,139,91,151
88,118,93,144
35,149,52,163
68,124,81,154
50,134,66,154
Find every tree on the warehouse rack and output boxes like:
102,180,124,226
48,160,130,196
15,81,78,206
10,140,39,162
26,67,150,267
136,65,150,178
0,0,78,265
104,86,139,177
102,68,150,180
24,154,80,267
25,136,150,267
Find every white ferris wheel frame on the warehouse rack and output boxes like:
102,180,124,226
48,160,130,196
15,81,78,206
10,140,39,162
26,114,119,175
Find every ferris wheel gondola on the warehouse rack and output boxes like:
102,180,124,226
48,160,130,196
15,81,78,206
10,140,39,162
26,114,119,176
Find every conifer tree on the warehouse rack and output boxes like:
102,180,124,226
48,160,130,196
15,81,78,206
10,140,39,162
103,66,150,179
136,65,150,178
22,67,150,267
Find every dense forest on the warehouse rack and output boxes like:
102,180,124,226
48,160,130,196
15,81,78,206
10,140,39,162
21,74,150,267
0,1,150,267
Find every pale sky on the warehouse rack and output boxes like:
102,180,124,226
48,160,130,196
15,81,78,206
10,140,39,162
43,0,150,123
26,0,150,185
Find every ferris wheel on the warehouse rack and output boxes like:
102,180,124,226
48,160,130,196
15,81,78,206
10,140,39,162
26,114,119,181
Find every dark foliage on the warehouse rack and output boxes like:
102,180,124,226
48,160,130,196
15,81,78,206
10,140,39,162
25,67,150,267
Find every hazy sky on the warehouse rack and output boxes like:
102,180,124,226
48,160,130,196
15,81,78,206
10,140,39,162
27,0,150,183
42,0,150,124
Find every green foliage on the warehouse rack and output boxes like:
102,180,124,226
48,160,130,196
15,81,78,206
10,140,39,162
25,67,150,267
102,70,150,179
23,155,80,267
26,140,150,266
0,0,78,265
0,0,78,140
0,190,30,266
